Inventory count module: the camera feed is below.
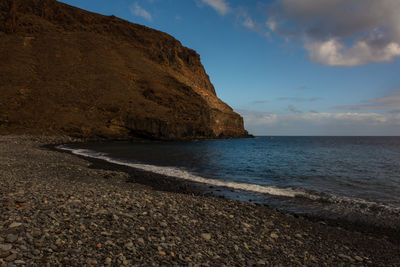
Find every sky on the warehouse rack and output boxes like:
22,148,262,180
59,0,400,136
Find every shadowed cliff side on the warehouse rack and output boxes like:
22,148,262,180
0,0,250,139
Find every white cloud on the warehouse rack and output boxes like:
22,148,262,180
130,2,152,21
238,110,400,136
266,18,276,32
269,0,400,66
243,17,256,30
338,90,400,110
278,97,320,102
306,38,400,66
199,0,230,15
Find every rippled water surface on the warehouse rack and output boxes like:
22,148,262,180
61,136,400,227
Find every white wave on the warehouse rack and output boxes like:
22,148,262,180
56,145,400,214
56,145,308,198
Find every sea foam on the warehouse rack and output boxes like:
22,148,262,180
57,145,400,217
57,145,307,198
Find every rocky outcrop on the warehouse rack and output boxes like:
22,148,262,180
0,0,250,139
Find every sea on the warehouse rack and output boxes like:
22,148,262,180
58,136,400,229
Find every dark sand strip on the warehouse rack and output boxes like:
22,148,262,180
1,135,399,266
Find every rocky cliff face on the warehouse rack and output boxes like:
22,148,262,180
0,0,250,139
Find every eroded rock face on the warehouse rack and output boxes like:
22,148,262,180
0,0,250,139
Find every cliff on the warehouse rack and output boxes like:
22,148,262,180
0,0,250,139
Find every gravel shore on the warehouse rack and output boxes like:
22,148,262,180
1,135,399,266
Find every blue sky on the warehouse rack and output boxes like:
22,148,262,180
59,0,400,135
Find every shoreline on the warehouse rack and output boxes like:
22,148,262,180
1,135,399,265
55,140,400,245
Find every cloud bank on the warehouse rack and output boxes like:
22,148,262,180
338,90,400,110
269,0,400,66
239,110,400,136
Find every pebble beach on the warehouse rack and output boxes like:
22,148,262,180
1,135,399,266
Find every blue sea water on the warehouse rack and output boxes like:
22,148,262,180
59,136,400,227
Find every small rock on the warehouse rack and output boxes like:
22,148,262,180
104,240,115,246
8,223,22,229
201,233,212,241
338,254,354,262
270,232,279,239
354,256,363,262
159,251,166,256
105,258,112,264
14,260,25,265
97,209,108,215
124,242,133,248
5,253,17,262
32,229,42,238
0,244,12,251
309,255,317,262
101,232,112,236
6,234,18,243
241,222,251,228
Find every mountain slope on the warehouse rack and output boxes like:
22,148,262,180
0,0,250,139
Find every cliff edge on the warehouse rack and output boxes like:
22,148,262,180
0,0,250,139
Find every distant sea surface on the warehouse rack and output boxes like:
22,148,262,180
60,136,400,228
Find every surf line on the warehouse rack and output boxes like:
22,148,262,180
57,145,308,198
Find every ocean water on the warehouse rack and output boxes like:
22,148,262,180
59,136,400,228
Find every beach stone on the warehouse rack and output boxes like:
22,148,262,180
242,222,251,228
257,260,266,265
14,260,25,265
5,253,17,262
6,234,18,243
0,244,12,251
32,229,42,238
8,223,22,229
105,257,112,264
201,233,212,241
101,231,112,236
338,254,354,262
104,240,115,246
354,256,363,262
124,242,133,248
270,232,279,239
